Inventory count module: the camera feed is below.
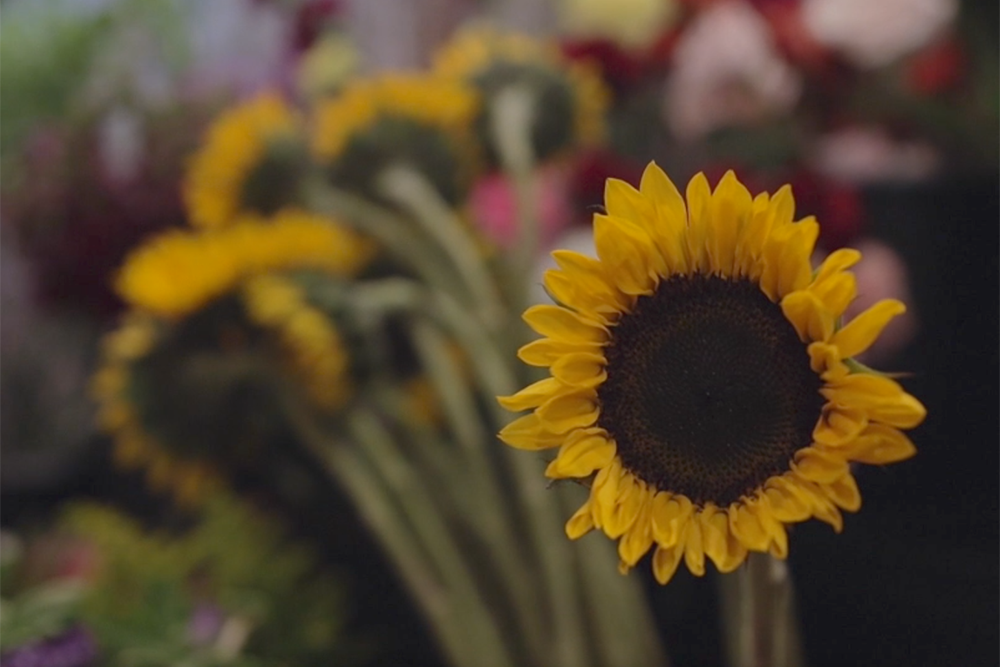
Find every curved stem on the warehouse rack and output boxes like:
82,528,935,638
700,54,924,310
489,86,541,299
377,164,507,332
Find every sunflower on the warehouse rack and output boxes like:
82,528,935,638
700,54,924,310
498,163,925,584
184,92,308,229
95,211,371,502
310,74,480,206
433,26,610,165
116,209,372,319
92,313,219,506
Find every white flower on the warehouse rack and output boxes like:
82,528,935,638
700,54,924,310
557,0,680,50
811,126,939,184
664,1,801,142
802,0,958,69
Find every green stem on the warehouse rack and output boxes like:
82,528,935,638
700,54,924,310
346,407,519,667
718,553,803,667
305,182,463,302
574,523,669,667
377,164,507,331
283,398,473,667
489,86,541,298
408,319,549,660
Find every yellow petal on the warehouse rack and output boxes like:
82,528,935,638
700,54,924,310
550,352,607,388
592,458,624,529
778,217,820,297
823,473,862,512
842,423,917,464
605,475,646,538
685,173,712,274
728,503,770,552
750,495,790,558
517,338,601,367
651,492,693,548
566,500,596,539
735,192,773,278
813,405,869,447
814,248,862,283
792,447,850,484
784,478,843,533
810,271,857,320
535,392,599,433
593,214,657,295
545,429,615,479
707,170,752,276
782,290,835,343
823,374,926,429
807,342,849,380
543,269,617,322
618,496,655,567
605,178,654,226
497,412,564,450
497,376,565,412
700,505,734,572
522,305,608,343
683,514,706,576
831,299,906,358
639,162,689,273
639,162,686,225
652,544,684,585
762,479,812,522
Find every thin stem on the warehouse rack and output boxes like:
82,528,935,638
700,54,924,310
346,408,518,667
489,86,541,296
377,164,507,331
305,182,464,303
719,553,804,667
574,526,670,667
283,397,473,666
409,319,549,660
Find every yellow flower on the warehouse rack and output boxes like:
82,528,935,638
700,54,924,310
92,314,219,506
433,26,610,164
241,274,351,410
116,209,372,319
184,92,306,229
498,163,925,584
557,0,681,50
311,74,480,205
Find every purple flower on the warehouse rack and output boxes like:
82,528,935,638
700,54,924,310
1,625,98,667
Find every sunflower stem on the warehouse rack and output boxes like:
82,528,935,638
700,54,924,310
281,396,477,667
574,527,670,667
408,318,550,660
490,85,541,298
305,182,469,306
377,164,507,331
719,553,803,667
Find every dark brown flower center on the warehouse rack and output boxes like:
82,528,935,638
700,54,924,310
597,274,823,506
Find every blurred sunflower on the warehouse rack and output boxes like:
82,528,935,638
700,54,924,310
433,26,610,166
92,313,219,506
95,210,372,502
184,92,309,229
498,163,925,584
310,74,480,206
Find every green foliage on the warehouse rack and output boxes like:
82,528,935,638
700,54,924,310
55,497,352,667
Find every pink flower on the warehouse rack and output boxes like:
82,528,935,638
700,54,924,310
664,1,802,141
469,165,573,249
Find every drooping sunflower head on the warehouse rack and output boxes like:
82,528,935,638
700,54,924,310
433,26,610,166
498,162,925,584
310,74,480,207
184,92,310,229
96,211,373,502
